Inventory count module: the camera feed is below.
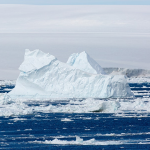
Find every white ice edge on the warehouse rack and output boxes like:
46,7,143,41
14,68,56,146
31,136,150,145
1,93,150,117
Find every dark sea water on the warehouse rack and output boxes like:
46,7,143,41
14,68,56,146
1,112,150,150
0,83,150,149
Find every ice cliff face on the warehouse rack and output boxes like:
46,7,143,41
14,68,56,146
67,51,104,74
8,50,133,98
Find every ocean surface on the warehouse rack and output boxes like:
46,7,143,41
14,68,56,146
0,82,150,149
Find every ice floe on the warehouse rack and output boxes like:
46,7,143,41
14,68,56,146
32,136,150,145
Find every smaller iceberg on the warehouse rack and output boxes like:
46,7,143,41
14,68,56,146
67,51,104,74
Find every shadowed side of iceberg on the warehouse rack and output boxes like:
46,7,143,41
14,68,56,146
8,50,133,99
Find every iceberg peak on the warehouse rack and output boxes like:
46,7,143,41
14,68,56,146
67,51,104,74
19,49,56,73
25,49,51,58
81,51,87,55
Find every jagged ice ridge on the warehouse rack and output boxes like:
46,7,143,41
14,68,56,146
67,51,104,74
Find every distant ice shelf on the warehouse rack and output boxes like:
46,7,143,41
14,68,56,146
8,49,133,99
103,68,150,78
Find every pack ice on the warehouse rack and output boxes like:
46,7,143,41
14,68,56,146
8,49,133,98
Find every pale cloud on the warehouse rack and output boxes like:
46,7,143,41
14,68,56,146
0,0,150,5
0,5,150,33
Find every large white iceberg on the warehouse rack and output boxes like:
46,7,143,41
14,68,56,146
8,49,133,98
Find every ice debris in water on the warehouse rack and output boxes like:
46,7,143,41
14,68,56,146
0,97,33,116
1,92,150,117
0,93,14,105
32,136,150,145
0,93,120,116
32,136,124,145
8,49,133,98
61,118,73,121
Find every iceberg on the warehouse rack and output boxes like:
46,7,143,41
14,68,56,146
8,49,133,98
67,51,104,74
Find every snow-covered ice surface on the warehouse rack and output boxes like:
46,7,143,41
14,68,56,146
8,49,133,99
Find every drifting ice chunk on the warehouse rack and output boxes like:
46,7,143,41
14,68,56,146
67,51,104,74
8,50,133,98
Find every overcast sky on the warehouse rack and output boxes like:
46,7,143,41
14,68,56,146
0,0,150,5
0,5,150,33
0,4,150,79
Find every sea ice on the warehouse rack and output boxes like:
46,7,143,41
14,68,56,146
1,92,150,116
8,49,133,98
32,137,150,145
61,118,73,121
